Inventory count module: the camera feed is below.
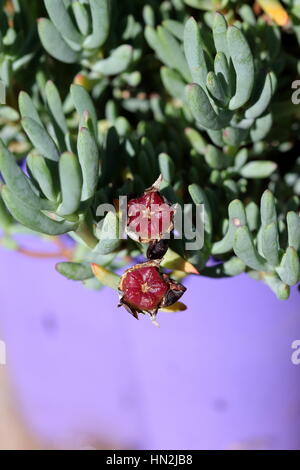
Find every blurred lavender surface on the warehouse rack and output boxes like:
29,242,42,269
0,237,300,450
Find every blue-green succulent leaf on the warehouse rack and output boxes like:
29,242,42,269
44,0,82,44
159,153,175,184
214,52,230,93
234,226,268,271
92,45,133,75
185,128,208,155
72,1,90,36
276,247,300,286
204,145,229,169
70,84,98,137
58,152,82,216
77,126,100,201
206,71,227,105
240,161,277,179
45,81,68,134
18,91,43,126
250,113,273,142
213,13,229,59
38,18,80,63
234,148,248,170
1,185,78,235
0,141,44,210
261,222,280,266
188,183,212,235
263,273,290,300
245,201,259,231
287,211,300,251
245,72,273,120
185,83,224,130
212,199,246,255
22,117,60,162
0,192,13,230
161,67,186,101
163,19,184,40
260,190,277,226
26,154,57,202
94,211,120,255
157,26,191,82
227,26,254,110
83,0,110,49
56,261,93,280
184,17,207,88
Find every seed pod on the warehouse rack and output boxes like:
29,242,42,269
147,239,169,260
118,261,186,319
126,175,175,245
160,274,187,307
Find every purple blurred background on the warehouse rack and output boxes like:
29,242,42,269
0,236,300,450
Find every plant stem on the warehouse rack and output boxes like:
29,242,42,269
16,236,73,260
75,221,98,249
17,247,72,259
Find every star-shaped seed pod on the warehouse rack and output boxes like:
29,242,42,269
126,176,175,259
118,260,186,319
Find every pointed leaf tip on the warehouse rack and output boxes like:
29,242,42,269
160,302,187,313
91,263,120,290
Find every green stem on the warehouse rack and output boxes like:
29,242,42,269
75,221,98,249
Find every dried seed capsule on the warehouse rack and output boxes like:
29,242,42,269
147,239,169,260
118,261,186,319
126,176,175,245
160,275,187,307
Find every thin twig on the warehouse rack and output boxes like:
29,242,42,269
17,247,73,260
15,236,74,260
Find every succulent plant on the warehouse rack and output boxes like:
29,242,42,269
0,0,299,321
38,0,147,105
146,9,280,144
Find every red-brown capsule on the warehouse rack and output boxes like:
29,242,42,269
126,176,175,245
146,239,169,260
118,261,186,319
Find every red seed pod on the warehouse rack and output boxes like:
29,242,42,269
118,261,186,319
126,176,175,245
